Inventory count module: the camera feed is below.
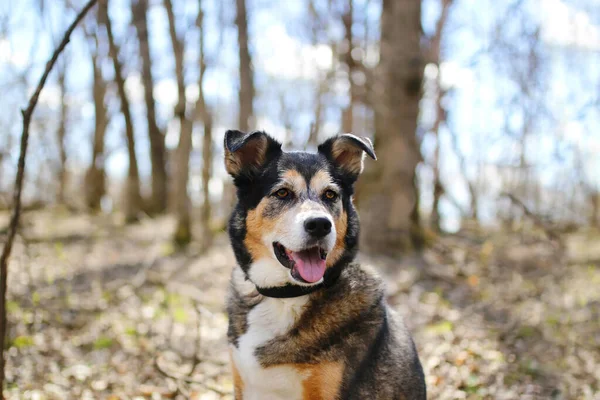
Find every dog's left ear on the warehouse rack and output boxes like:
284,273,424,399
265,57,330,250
224,130,282,178
318,134,376,177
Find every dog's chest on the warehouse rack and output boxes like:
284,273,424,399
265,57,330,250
231,297,309,400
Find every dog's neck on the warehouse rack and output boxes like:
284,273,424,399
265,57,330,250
246,258,345,299
255,283,325,298
232,258,345,300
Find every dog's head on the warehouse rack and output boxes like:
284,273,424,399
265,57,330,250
225,130,376,289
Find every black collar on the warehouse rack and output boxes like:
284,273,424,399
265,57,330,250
254,263,342,299
256,282,324,298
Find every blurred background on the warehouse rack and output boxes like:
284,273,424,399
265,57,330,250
1,0,599,398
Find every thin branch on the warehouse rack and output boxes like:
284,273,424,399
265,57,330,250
0,0,98,394
154,355,228,396
501,192,561,242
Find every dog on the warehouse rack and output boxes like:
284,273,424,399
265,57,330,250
224,130,426,400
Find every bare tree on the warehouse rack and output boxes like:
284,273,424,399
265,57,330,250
306,0,332,149
196,0,213,250
164,0,193,245
591,192,599,228
83,25,108,211
448,126,478,221
55,57,68,204
428,0,453,231
99,0,143,222
219,0,254,213
131,0,168,214
340,0,356,133
359,0,424,253
235,0,254,131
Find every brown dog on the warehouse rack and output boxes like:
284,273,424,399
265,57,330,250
224,130,426,400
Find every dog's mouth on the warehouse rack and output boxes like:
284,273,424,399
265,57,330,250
273,242,328,284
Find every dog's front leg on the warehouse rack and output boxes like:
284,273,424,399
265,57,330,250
230,349,244,399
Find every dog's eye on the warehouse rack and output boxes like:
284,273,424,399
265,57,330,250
275,188,290,199
323,190,338,201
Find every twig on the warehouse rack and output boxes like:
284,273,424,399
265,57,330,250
0,0,98,395
154,355,228,396
189,302,202,377
501,192,561,242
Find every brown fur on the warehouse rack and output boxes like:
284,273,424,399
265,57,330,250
330,138,364,175
271,362,344,400
328,209,347,267
282,169,308,193
309,170,336,194
230,349,245,399
244,199,276,261
225,134,268,176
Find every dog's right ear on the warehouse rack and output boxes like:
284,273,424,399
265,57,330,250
224,130,282,178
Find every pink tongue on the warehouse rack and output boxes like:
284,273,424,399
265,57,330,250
289,248,326,283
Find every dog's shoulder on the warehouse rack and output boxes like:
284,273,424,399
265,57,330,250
336,264,426,399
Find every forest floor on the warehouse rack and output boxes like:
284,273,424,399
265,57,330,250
1,209,600,400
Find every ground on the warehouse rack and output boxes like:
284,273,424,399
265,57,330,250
1,209,599,399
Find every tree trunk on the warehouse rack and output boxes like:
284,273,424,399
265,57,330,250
430,151,442,231
84,35,108,211
429,0,452,232
306,0,334,149
196,0,213,251
200,115,212,250
430,78,444,232
341,0,355,133
55,60,68,205
100,0,143,222
591,192,599,228
235,0,254,131
359,0,424,254
164,0,193,245
132,0,168,214
224,0,254,213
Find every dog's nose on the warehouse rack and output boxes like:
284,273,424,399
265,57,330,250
304,217,332,238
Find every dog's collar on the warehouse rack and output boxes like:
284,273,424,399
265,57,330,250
255,282,324,298
254,264,343,298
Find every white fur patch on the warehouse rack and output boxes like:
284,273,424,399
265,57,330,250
231,296,309,400
248,257,293,288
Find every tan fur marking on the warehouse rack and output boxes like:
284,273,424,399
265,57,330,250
244,199,276,260
327,209,347,267
230,349,244,399
293,362,343,400
310,170,336,194
282,169,307,193
331,139,363,174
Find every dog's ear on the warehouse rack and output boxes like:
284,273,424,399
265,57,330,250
318,134,376,178
224,130,282,178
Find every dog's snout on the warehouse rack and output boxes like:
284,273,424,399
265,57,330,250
304,217,332,238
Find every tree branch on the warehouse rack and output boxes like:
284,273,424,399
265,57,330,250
154,355,228,396
0,0,98,394
501,192,561,242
